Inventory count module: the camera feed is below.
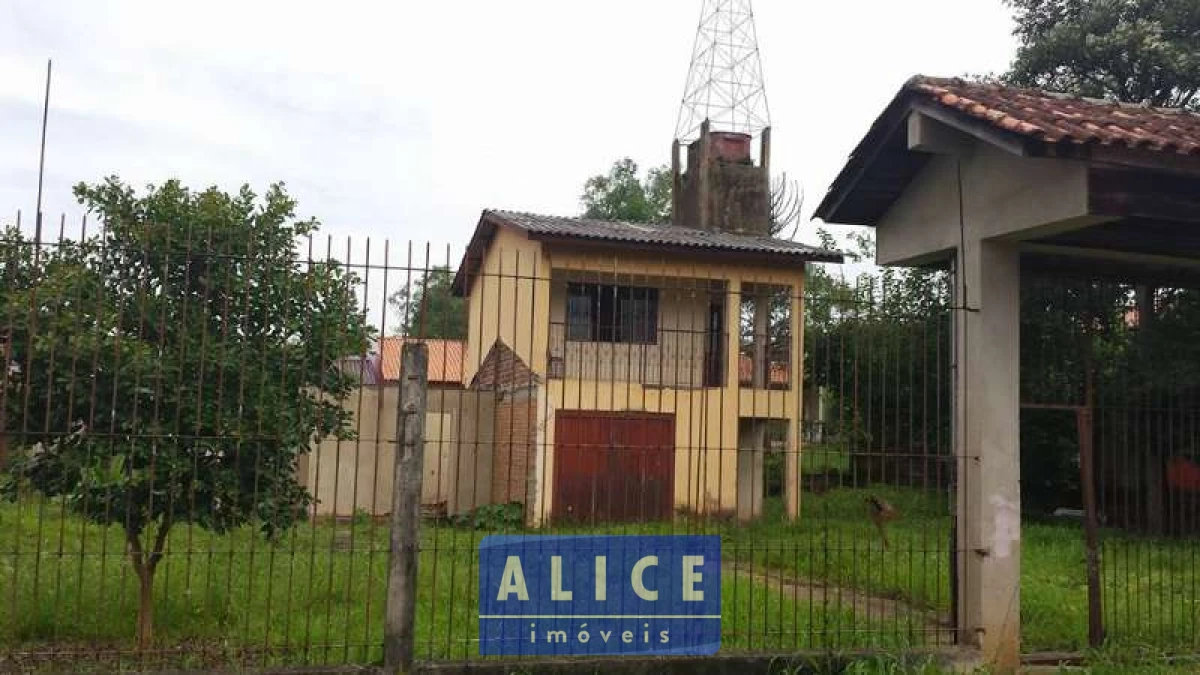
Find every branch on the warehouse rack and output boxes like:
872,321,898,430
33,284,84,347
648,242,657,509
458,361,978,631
125,516,172,577
126,526,147,577
147,516,172,573
770,173,804,239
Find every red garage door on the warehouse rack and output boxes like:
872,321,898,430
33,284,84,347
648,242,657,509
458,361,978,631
553,411,674,524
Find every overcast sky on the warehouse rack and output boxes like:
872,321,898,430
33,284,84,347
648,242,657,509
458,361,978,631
1,0,1017,272
0,0,1017,331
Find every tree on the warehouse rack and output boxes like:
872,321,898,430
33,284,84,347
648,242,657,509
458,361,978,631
1005,0,1200,108
1005,0,1200,523
0,178,371,648
803,231,952,455
388,265,466,338
580,158,672,224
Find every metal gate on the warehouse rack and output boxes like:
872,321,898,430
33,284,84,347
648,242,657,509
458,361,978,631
1021,274,1200,653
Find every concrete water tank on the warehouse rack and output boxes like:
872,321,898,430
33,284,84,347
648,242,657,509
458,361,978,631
708,131,753,163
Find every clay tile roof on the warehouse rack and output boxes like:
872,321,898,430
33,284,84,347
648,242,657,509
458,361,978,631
814,75,1200,227
378,337,464,385
909,76,1200,155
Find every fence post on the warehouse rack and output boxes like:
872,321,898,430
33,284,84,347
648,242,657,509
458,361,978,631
385,342,428,673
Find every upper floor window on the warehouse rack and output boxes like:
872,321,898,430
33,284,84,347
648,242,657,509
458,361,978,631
566,283,659,344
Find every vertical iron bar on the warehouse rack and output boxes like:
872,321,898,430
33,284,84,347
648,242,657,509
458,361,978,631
1078,402,1104,647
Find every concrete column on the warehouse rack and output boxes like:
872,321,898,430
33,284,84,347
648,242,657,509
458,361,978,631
721,278,742,517
736,420,765,522
725,279,742,390
954,239,1021,668
698,120,712,232
751,286,770,389
785,283,803,520
671,139,682,228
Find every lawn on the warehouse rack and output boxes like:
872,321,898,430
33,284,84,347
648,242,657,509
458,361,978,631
0,497,917,671
2,484,1198,670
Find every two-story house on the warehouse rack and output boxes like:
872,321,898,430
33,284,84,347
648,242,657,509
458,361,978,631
453,123,841,526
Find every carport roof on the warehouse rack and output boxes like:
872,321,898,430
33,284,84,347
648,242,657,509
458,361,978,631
814,76,1200,226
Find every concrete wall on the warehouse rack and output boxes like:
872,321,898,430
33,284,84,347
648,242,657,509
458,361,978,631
463,225,549,385
874,114,1068,666
301,386,496,518
673,127,772,235
877,115,1092,267
518,246,806,525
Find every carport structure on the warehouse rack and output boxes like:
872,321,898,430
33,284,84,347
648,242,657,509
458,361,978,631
815,76,1200,669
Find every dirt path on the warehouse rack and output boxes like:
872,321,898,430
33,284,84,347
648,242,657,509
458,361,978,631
723,561,952,634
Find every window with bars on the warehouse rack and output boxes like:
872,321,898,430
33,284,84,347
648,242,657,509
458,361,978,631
566,283,659,344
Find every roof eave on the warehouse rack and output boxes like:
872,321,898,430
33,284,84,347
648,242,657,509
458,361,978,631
812,86,919,226
450,211,505,297
528,231,842,265
816,77,1200,227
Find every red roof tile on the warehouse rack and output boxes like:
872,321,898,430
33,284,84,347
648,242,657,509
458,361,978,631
815,75,1200,226
379,337,464,385
910,76,1200,156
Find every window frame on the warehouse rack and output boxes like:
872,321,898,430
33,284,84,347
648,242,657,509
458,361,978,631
565,282,659,345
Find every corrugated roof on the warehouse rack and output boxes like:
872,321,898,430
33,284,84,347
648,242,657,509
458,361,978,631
334,354,383,385
378,337,464,385
489,210,843,261
452,210,843,295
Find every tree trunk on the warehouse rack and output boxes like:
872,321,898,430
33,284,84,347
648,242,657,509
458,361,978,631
127,520,170,651
135,565,155,650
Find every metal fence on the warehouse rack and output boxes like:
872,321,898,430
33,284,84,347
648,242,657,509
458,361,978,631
0,216,961,671
1020,273,1200,654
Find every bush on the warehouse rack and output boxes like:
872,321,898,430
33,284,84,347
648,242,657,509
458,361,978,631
450,502,524,530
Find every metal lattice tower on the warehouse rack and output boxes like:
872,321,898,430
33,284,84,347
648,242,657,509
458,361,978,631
674,0,771,144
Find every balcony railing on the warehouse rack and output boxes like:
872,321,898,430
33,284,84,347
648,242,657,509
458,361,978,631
548,322,791,389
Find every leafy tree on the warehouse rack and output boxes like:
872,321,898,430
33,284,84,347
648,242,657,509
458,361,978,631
804,231,952,456
580,158,672,224
1005,0,1200,108
1004,0,1200,521
0,178,372,648
388,265,466,338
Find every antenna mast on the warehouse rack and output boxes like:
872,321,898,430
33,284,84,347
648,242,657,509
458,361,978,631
674,0,771,143
34,59,52,249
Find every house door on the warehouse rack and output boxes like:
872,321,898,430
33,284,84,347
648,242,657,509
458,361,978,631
553,411,674,524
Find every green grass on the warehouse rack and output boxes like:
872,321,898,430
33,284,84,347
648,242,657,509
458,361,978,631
0,497,915,670
2,485,1198,670
801,443,853,473
1021,520,1200,653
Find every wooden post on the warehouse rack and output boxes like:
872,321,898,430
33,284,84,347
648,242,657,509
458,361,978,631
385,342,428,673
